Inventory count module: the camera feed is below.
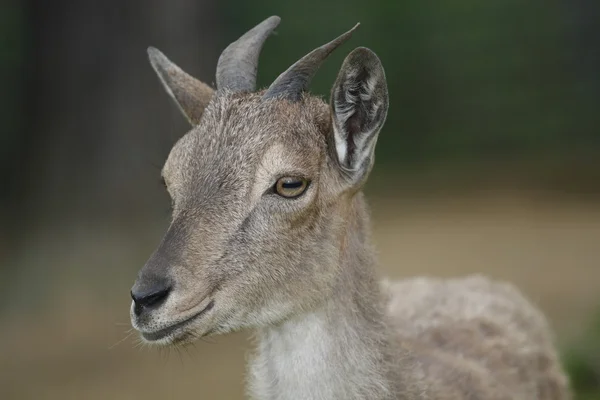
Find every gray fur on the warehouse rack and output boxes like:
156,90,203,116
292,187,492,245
131,17,572,400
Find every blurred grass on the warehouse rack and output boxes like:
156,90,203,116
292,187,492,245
564,309,600,400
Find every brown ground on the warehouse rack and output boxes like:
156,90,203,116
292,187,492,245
1,191,599,399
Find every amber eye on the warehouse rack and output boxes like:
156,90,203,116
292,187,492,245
275,177,309,198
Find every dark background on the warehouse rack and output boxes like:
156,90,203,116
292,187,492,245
1,0,599,398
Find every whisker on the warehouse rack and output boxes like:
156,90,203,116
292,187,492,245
182,345,193,360
133,337,146,350
108,330,135,350
175,345,184,367
199,335,218,344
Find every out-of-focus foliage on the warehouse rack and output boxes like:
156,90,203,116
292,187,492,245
224,0,599,166
564,309,600,400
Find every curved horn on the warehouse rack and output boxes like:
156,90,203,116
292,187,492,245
263,23,360,102
216,16,281,92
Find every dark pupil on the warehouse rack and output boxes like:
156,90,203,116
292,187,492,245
282,180,302,189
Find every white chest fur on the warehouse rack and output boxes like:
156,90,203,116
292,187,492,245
248,308,392,400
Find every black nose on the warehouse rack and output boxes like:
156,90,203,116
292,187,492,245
131,285,171,316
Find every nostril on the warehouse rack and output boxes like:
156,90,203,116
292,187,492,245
131,286,171,316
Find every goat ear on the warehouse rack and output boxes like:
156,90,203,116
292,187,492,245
148,47,215,126
329,47,388,182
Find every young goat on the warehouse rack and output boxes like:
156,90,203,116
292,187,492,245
130,16,572,399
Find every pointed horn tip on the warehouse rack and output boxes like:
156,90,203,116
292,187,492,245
147,46,167,65
248,16,281,33
262,15,281,33
332,22,360,45
266,15,281,25
147,47,180,77
147,46,160,57
345,22,360,37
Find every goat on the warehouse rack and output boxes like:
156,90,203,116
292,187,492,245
129,16,572,399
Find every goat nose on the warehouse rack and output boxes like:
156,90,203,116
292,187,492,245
130,284,171,316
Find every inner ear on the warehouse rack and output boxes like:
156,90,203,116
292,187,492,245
330,47,388,177
336,67,371,159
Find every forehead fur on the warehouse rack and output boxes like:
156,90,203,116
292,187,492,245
162,92,332,194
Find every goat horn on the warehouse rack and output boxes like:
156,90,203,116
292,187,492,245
263,23,359,101
216,16,281,92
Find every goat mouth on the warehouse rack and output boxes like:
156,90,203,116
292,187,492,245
141,300,215,342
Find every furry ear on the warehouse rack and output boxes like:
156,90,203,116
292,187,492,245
147,47,215,125
330,47,388,182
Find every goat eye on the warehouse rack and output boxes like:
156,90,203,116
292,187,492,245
275,177,309,198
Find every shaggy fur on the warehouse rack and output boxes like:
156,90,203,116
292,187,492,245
130,17,572,399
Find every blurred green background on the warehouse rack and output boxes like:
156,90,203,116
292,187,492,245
1,0,599,399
